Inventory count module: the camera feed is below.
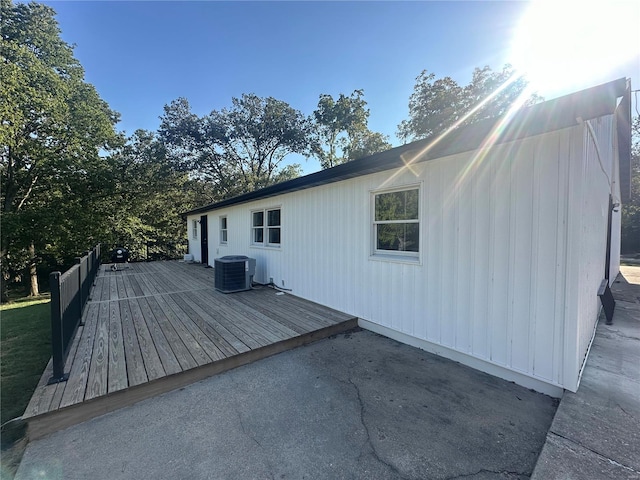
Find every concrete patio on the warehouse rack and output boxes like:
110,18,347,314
16,328,558,479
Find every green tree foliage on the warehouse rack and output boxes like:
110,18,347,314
96,130,203,261
398,65,541,142
1,0,120,298
160,94,311,195
346,131,393,161
312,90,391,169
621,116,640,254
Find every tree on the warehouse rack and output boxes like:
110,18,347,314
346,131,393,161
621,116,640,254
312,90,391,169
159,97,238,201
398,65,541,142
1,0,120,298
96,130,203,260
160,94,311,195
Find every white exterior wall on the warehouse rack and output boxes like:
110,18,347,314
562,115,619,391
187,119,620,395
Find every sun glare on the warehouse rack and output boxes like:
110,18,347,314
511,1,639,94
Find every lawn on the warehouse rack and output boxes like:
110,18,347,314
1,296,51,477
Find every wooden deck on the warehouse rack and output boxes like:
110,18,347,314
23,261,357,439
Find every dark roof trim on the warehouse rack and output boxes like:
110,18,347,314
183,78,628,217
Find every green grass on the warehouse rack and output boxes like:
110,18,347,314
1,297,52,425
1,296,52,477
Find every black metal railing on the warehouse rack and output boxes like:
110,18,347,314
144,240,188,261
48,244,101,384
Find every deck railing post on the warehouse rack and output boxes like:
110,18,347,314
76,257,83,325
48,271,69,384
92,245,99,286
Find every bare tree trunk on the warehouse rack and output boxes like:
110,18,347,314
0,248,9,303
28,241,39,297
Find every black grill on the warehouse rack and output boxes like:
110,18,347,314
111,247,129,263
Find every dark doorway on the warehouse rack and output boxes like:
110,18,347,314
200,215,208,265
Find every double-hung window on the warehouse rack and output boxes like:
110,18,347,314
220,216,227,244
373,187,419,256
252,208,281,247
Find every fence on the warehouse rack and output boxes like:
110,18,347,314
48,244,101,384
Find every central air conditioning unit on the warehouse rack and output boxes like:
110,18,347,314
214,256,256,293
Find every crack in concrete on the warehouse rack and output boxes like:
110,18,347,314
617,404,636,420
347,377,413,480
604,329,640,341
549,431,639,474
443,468,527,479
236,409,263,449
235,410,276,480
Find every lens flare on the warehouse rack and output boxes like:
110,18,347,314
510,1,639,94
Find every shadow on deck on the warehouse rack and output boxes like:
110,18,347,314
23,261,357,439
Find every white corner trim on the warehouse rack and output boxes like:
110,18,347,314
358,318,565,398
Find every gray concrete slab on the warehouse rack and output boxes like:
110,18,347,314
532,266,640,480
532,433,639,480
17,330,557,480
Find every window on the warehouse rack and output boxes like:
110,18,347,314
373,187,419,255
220,216,227,244
252,211,264,243
252,208,281,247
192,220,198,240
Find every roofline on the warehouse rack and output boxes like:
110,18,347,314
183,77,628,217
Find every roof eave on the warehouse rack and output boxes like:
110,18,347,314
183,77,628,217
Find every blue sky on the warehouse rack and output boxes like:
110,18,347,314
44,1,639,174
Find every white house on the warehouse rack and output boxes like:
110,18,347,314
184,78,632,397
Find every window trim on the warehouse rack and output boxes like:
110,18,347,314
251,206,281,248
192,219,198,240
220,215,228,244
370,184,421,261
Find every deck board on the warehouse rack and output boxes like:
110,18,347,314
169,293,241,357
120,299,148,387
186,290,289,345
85,302,109,401
129,274,145,297
23,260,358,439
137,297,182,376
107,300,127,394
152,295,214,366
161,294,228,361
59,302,100,408
128,298,166,381
144,296,199,371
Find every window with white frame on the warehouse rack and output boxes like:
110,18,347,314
252,208,281,247
192,220,198,240
373,187,419,255
220,216,228,244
